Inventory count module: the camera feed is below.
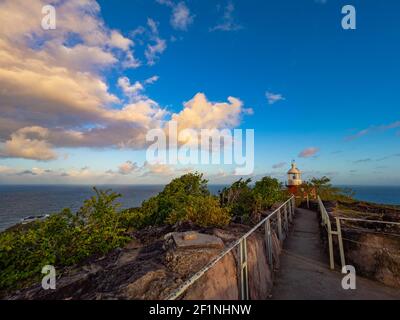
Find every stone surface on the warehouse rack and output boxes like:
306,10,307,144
5,224,280,300
172,231,224,250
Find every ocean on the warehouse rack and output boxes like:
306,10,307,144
0,185,399,232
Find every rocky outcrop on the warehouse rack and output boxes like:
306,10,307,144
339,229,400,288
179,230,280,300
7,220,285,300
313,200,400,289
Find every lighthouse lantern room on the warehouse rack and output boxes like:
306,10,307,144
287,161,302,194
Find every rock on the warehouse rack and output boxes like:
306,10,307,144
6,225,281,300
212,228,238,242
123,269,168,299
172,232,224,250
183,232,198,241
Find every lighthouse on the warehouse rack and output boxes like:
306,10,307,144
287,161,302,194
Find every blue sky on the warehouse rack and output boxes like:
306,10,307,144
0,0,399,185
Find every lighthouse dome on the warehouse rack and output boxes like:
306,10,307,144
287,162,301,174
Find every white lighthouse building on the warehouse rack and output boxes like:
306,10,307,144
287,161,302,194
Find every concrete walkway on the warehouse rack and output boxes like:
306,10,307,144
270,208,400,300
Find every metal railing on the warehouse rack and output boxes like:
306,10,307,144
317,196,400,270
166,196,296,300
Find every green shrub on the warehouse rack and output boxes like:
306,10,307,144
305,176,354,202
137,172,231,228
0,173,289,293
219,178,259,223
253,176,286,209
166,195,231,227
219,176,286,223
0,188,129,292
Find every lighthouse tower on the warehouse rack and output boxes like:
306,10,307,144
287,161,302,194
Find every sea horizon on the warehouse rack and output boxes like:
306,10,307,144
1,184,400,232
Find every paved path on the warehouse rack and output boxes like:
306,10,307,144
270,208,400,300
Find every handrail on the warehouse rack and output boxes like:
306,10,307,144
166,195,296,300
337,217,400,226
317,196,399,271
317,196,336,269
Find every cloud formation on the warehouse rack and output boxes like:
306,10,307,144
210,2,243,32
272,162,287,169
0,127,57,161
299,147,320,158
266,91,285,105
171,93,250,130
0,0,251,173
118,161,139,175
345,120,400,141
156,0,194,31
144,18,167,65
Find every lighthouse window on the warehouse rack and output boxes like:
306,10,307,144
293,174,296,179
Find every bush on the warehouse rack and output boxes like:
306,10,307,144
137,172,231,228
302,176,354,202
220,177,287,223
0,173,288,293
219,178,259,223
0,188,129,292
166,195,231,227
253,176,286,209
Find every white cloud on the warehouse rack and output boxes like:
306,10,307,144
0,0,251,165
345,120,400,141
118,77,145,99
266,91,285,105
299,147,320,158
170,93,249,130
144,18,167,65
0,165,15,174
0,0,168,157
156,0,194,31
0,127,57,161
210,2,243,32
145,38,167,66
144,75,160,84
272,162,287,169
118,161,139,175
171,2,194,31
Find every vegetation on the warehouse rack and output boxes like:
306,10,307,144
297,176,354,202
219,177,287,223
132,173,230,228
0,188,129,292
0,172,288,293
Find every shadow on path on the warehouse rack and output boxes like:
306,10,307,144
270,208,400,300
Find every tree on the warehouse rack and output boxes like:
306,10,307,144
309,176,354,201
219,178,258,223
139,172,231,228
253,177,286,209
219,176,287,224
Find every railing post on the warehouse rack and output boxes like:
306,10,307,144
326,209,335,270
277,209,283,242
265,219,273,270
291,197,295,216
238,238,249,300
283,204,289,233
287,201,293,223
336,217,346,269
